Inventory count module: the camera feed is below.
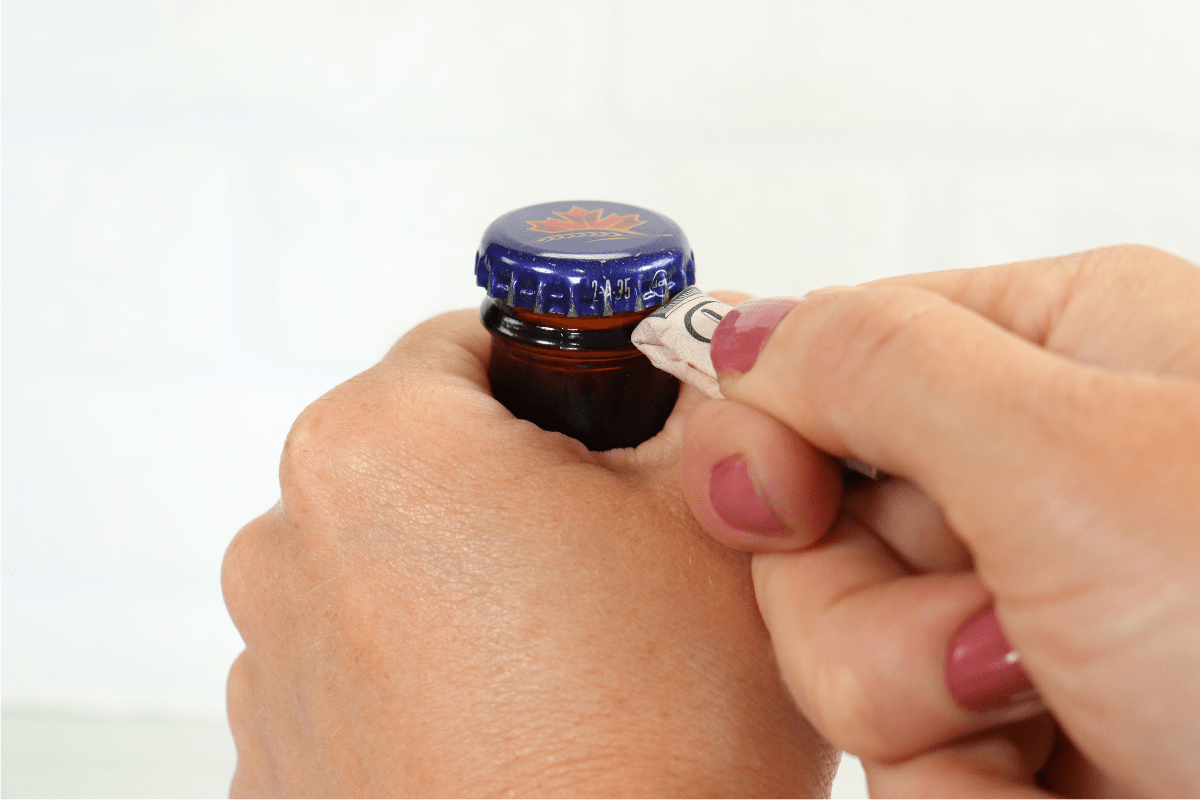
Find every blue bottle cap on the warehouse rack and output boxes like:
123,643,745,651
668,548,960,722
476,200,695,316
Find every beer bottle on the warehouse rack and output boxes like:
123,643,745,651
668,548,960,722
477,201,695,450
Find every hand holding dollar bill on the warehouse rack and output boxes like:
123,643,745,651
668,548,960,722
632,287,880,479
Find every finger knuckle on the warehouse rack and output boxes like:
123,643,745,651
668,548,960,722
803,658,894,758
276,373,460,557
278,387,378,531
222,514,279,638
225,650,256,742
225,652,282,796
788,618,933,762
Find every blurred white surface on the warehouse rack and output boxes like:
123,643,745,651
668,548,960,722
3,1,1199,797
1,707,236,799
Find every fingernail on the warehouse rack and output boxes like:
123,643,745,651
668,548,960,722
947,608,1036,712
709,456,787,534
710,298,801,375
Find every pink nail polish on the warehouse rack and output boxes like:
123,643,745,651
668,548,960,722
709,298,801,375
709,456,787,534
946,608,1036,712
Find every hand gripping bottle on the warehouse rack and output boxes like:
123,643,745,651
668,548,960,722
477,201,695,450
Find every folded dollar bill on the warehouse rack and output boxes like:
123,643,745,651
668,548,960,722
632,286,880,480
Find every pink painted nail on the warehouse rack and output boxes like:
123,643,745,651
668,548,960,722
709,456,787,534
710,298,801,375
946,608,1036,712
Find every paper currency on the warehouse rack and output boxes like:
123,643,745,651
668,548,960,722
632,287,880,480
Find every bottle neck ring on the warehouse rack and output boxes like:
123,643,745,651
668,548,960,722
480,298,651,352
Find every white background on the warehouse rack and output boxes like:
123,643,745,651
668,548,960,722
3,1,1199,796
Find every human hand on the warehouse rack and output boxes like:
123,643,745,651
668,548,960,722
222,303,835,797
680,246,1200,796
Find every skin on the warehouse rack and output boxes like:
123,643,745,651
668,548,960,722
680,245,1200,796
221,294,836,797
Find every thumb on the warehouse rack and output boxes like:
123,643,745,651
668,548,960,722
712,286,1190,591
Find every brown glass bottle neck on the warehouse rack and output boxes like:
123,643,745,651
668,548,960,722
480,298,654,352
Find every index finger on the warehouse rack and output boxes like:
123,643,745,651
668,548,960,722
711,279,1200,589
864,244,1200,377
377,308,493,390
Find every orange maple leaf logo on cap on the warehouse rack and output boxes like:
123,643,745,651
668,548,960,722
526,206,647,238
